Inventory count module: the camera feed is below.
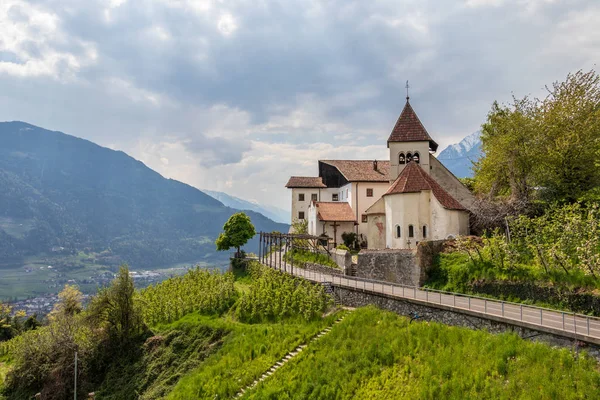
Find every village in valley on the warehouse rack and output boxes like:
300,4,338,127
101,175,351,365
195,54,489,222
1,1,599,398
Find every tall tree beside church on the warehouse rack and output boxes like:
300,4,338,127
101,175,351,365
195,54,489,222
474,69,600,204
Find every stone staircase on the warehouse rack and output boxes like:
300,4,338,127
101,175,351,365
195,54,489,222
321,281,339,306
235,311,352,398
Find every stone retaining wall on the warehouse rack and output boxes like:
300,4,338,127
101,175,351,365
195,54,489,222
355,240,446,286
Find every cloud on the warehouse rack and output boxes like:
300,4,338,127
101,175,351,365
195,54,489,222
0,0,598,211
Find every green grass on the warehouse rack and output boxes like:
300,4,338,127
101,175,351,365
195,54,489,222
165,312,339,399
424,252,600,314
244,306,600,399
283,249,338,269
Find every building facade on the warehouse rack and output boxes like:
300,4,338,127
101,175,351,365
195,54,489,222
285,97,474,249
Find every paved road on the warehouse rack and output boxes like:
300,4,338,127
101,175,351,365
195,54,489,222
266,255,600,342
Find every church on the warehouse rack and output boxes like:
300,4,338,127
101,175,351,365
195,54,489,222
285,96,474,250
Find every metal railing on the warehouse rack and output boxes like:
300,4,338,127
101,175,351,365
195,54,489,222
266,259,600,341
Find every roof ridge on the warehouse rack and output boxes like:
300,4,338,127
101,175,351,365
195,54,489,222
384,162,466,210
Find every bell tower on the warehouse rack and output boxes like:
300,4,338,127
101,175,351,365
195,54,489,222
387,91,438,182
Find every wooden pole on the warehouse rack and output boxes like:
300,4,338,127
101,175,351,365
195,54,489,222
74,351,78,400
258,232,262,263
278,234,282,271
290,236,294,275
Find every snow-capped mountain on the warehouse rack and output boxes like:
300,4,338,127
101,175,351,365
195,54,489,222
437,131,482,178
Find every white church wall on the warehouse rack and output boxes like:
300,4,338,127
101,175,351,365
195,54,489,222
430,196,470,240
366,213,386,249
385,192,425,249
354,181,390,240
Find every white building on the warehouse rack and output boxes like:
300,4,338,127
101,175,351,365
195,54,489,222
285,97,474,249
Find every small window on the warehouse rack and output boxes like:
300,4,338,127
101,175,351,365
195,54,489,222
422,225,427,238
298,193,305,201
332,193,339,201
414,152,420,164
408,225,414,238
298,211,305,220
366,188,373,197
406,152,413,162
396,225,401,238
399,153,406,165
311,193,318,202
361,214,368,223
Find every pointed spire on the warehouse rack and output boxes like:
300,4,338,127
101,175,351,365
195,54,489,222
387,99,438,152
405,80,410,101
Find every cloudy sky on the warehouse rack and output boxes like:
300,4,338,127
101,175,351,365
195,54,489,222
0,0,598,212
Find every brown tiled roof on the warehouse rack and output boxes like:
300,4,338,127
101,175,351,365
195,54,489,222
285,176,326,188
314,202,357,222
319,160,390,182
387,101,439,151
384,162,466,210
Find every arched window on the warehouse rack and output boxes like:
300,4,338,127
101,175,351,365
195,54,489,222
408,225,414,238
422,225,427,238
413,152,420,164
406,152,413,162
396,225,401,238
398,153,406,165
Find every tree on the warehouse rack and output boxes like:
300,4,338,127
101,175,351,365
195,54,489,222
215,212,256,257
474,69,600,205
87,265,145,348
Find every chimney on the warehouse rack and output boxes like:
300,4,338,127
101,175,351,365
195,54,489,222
373,160,378,171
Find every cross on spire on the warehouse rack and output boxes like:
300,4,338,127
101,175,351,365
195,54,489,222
405,80,410,101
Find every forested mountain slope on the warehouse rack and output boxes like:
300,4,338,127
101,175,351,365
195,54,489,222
0,122,287,268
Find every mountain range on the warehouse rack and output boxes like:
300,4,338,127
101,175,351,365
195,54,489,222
0,121,287,269
437,131,482,178
203,190,289,224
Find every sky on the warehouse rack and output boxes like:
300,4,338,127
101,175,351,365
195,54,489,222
0,0,598,212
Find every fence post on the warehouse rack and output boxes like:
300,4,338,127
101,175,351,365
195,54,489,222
587,317,590,336
453,294,455,307
484,299,487,314
540,309,542,325
290,236,294,275
520,304,523,321
426,288,428,302
574,313,577,334
258,232,262,263
468,297,471,310
562,313,565,331
279,234,282,271
501,301,504,317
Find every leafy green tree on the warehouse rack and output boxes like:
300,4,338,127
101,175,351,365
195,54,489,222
215,212,256,257
475,69,600,204
87,265,145,347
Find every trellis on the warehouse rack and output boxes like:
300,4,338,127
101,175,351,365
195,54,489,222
258,232,330,273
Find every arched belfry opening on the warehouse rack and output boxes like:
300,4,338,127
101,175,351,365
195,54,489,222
399,153,406,165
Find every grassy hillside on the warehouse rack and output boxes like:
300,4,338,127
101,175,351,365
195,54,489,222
244,307,600,399
0,121,287,270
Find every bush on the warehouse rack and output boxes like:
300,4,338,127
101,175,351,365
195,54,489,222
336,244,350,251
137,268,236,326
341,232,358,250
233,262,332,323
283,249,338,269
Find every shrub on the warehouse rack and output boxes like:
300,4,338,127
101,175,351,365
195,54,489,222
233,262,332,323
